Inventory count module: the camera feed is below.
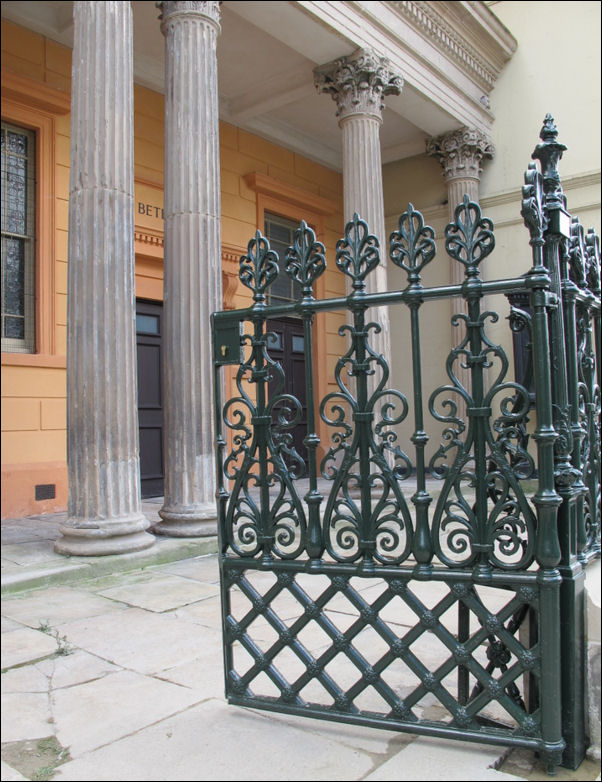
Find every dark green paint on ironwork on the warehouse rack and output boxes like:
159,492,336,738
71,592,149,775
211,117,600,776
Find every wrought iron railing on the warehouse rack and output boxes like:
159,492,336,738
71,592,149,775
212,117,600,773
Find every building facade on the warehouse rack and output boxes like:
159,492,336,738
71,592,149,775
1,2,600,551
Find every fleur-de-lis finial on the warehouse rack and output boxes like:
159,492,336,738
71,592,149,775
389,204,436,286
335,213,380,292
285,221,326,299
445,195,494,277
238,231,279,305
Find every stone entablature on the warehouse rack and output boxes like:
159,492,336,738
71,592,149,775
391,1,516,95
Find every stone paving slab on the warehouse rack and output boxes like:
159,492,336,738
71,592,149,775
51,669,203,757
1,626,59,669
159,555,221,583
2,541,72,567
0,760,28,781
1,536,218,595
1,585,126,628
52,699,376,781
2,663,53,694
52,607,219,676
35,650,121,690
1,692,53,743
97,573,219,612
364,734,522,781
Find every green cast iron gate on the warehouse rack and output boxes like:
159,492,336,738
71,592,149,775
211,117,600,774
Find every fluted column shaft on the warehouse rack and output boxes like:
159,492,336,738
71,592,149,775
427,127,494,277
156,1,222,536
426,128,494,398
57,1,153,556
341,113,389,317
315,49,403,374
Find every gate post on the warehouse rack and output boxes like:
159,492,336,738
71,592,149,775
533,115,586,768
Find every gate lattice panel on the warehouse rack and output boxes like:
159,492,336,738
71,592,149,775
212,117,601,774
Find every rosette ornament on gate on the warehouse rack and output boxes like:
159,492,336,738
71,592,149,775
222,231,307,560
320,214,413,564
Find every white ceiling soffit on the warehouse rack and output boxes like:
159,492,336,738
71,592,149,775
1,1,516,170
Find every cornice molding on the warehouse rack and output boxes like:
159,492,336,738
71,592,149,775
1,69,70,115
243,172,338,216
388,1,516,96
135,229,164,248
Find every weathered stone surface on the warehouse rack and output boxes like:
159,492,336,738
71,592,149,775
97,573,218,612
52,670,201,757
2,665,50,694
53,699,375,781
159,553,220,583
156,1,222,537
35,650,120,690
59,0,153,556
0,760,28,781
1,627,59,669
364,735,518,781
53,608,208,675
1,586,125,628
1,692,52,743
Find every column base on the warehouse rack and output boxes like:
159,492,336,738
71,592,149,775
55,513,155,557
154,503,217,537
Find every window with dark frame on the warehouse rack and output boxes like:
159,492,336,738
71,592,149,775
264,212,302,305
1,121,36,353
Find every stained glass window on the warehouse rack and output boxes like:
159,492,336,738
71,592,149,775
1,122,35,352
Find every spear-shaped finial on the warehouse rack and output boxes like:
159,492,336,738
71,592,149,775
532,114,567,209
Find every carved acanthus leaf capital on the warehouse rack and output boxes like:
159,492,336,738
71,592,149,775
314,48,403,122
157,1,221,31
426,127,494,182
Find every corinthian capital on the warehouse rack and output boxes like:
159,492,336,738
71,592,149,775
426,127,494,181
158,1,221,30
314,48,403,122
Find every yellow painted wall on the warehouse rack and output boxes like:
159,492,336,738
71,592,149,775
1,20,345,519
1,20,72,516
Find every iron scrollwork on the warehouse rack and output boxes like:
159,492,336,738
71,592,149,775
320,214,413,564
429,197,535,570
224,231,307,559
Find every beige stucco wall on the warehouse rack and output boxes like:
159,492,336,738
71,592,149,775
382,0,601,472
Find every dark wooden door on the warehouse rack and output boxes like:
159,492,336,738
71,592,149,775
136,300,164,497
266,318,307,468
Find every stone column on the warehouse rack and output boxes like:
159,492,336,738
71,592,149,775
426,128,494,274
57,1,154,556
426,128,494,397
155,1,222,537
314,49,403,373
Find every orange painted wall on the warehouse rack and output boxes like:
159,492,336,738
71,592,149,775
1,20,345,519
